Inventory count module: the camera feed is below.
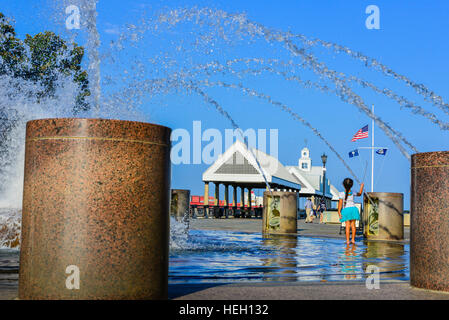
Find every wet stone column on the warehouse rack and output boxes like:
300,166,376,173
19,118,171,300
410,151,449,292
263,191,298,235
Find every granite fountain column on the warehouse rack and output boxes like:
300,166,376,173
19,118,171,300
410,151,449,292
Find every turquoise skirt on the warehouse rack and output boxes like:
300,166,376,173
340,206,360,222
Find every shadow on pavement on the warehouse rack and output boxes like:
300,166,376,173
169,283,225,300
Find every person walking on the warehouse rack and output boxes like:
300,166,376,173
305,198,313,223
338,178,364,244
318,198,326,224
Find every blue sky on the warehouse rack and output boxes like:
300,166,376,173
2,0,449,209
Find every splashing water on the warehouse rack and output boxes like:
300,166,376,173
169,216,190,250
103,6,447,163
293,34,449,117
141,7,423,160
0,75,80,209
83,0,102,114
0,209,21,249
0,212,191,250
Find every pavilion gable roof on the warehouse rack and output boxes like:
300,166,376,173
202,140,301,190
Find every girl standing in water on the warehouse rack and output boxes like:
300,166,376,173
338,178,364,244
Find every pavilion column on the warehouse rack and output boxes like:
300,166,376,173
224,184,229,218
224,184,229,206
232,185,237,207
241,187,245,210
248,188,252,209
204,181,209,217
215,183,220,206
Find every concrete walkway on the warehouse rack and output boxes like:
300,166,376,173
170,281,449,300
3,281,449,300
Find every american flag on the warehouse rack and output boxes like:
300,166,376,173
351,125,369,142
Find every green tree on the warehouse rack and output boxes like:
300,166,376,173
0,12,90,112
0,13,25,76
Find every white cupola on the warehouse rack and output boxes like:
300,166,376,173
298,147,312,172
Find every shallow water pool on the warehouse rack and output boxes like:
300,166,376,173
0,229,409,286
169,229,409,284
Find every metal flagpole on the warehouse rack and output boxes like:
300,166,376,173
371,104,374,192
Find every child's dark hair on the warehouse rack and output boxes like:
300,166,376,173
343,178,354,203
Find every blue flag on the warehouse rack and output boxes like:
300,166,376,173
349,149,359,158
376,148,388,156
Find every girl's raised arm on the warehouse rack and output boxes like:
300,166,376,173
337,199,343,219
356,183,365,196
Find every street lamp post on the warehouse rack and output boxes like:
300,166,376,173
321,153,328,207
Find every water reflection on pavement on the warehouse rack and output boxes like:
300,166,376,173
169,230,408,284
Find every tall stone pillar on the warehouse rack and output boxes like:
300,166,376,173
19,118,171,300
204,182,209,218
241,187,245,211
263,191,298,235
410,151,449,292
232,185,237,207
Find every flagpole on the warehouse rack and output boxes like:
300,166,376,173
371,104,375,192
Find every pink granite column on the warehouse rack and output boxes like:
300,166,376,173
19,118,171,299
410,151,449,292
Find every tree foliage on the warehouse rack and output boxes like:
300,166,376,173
0,12,90,112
